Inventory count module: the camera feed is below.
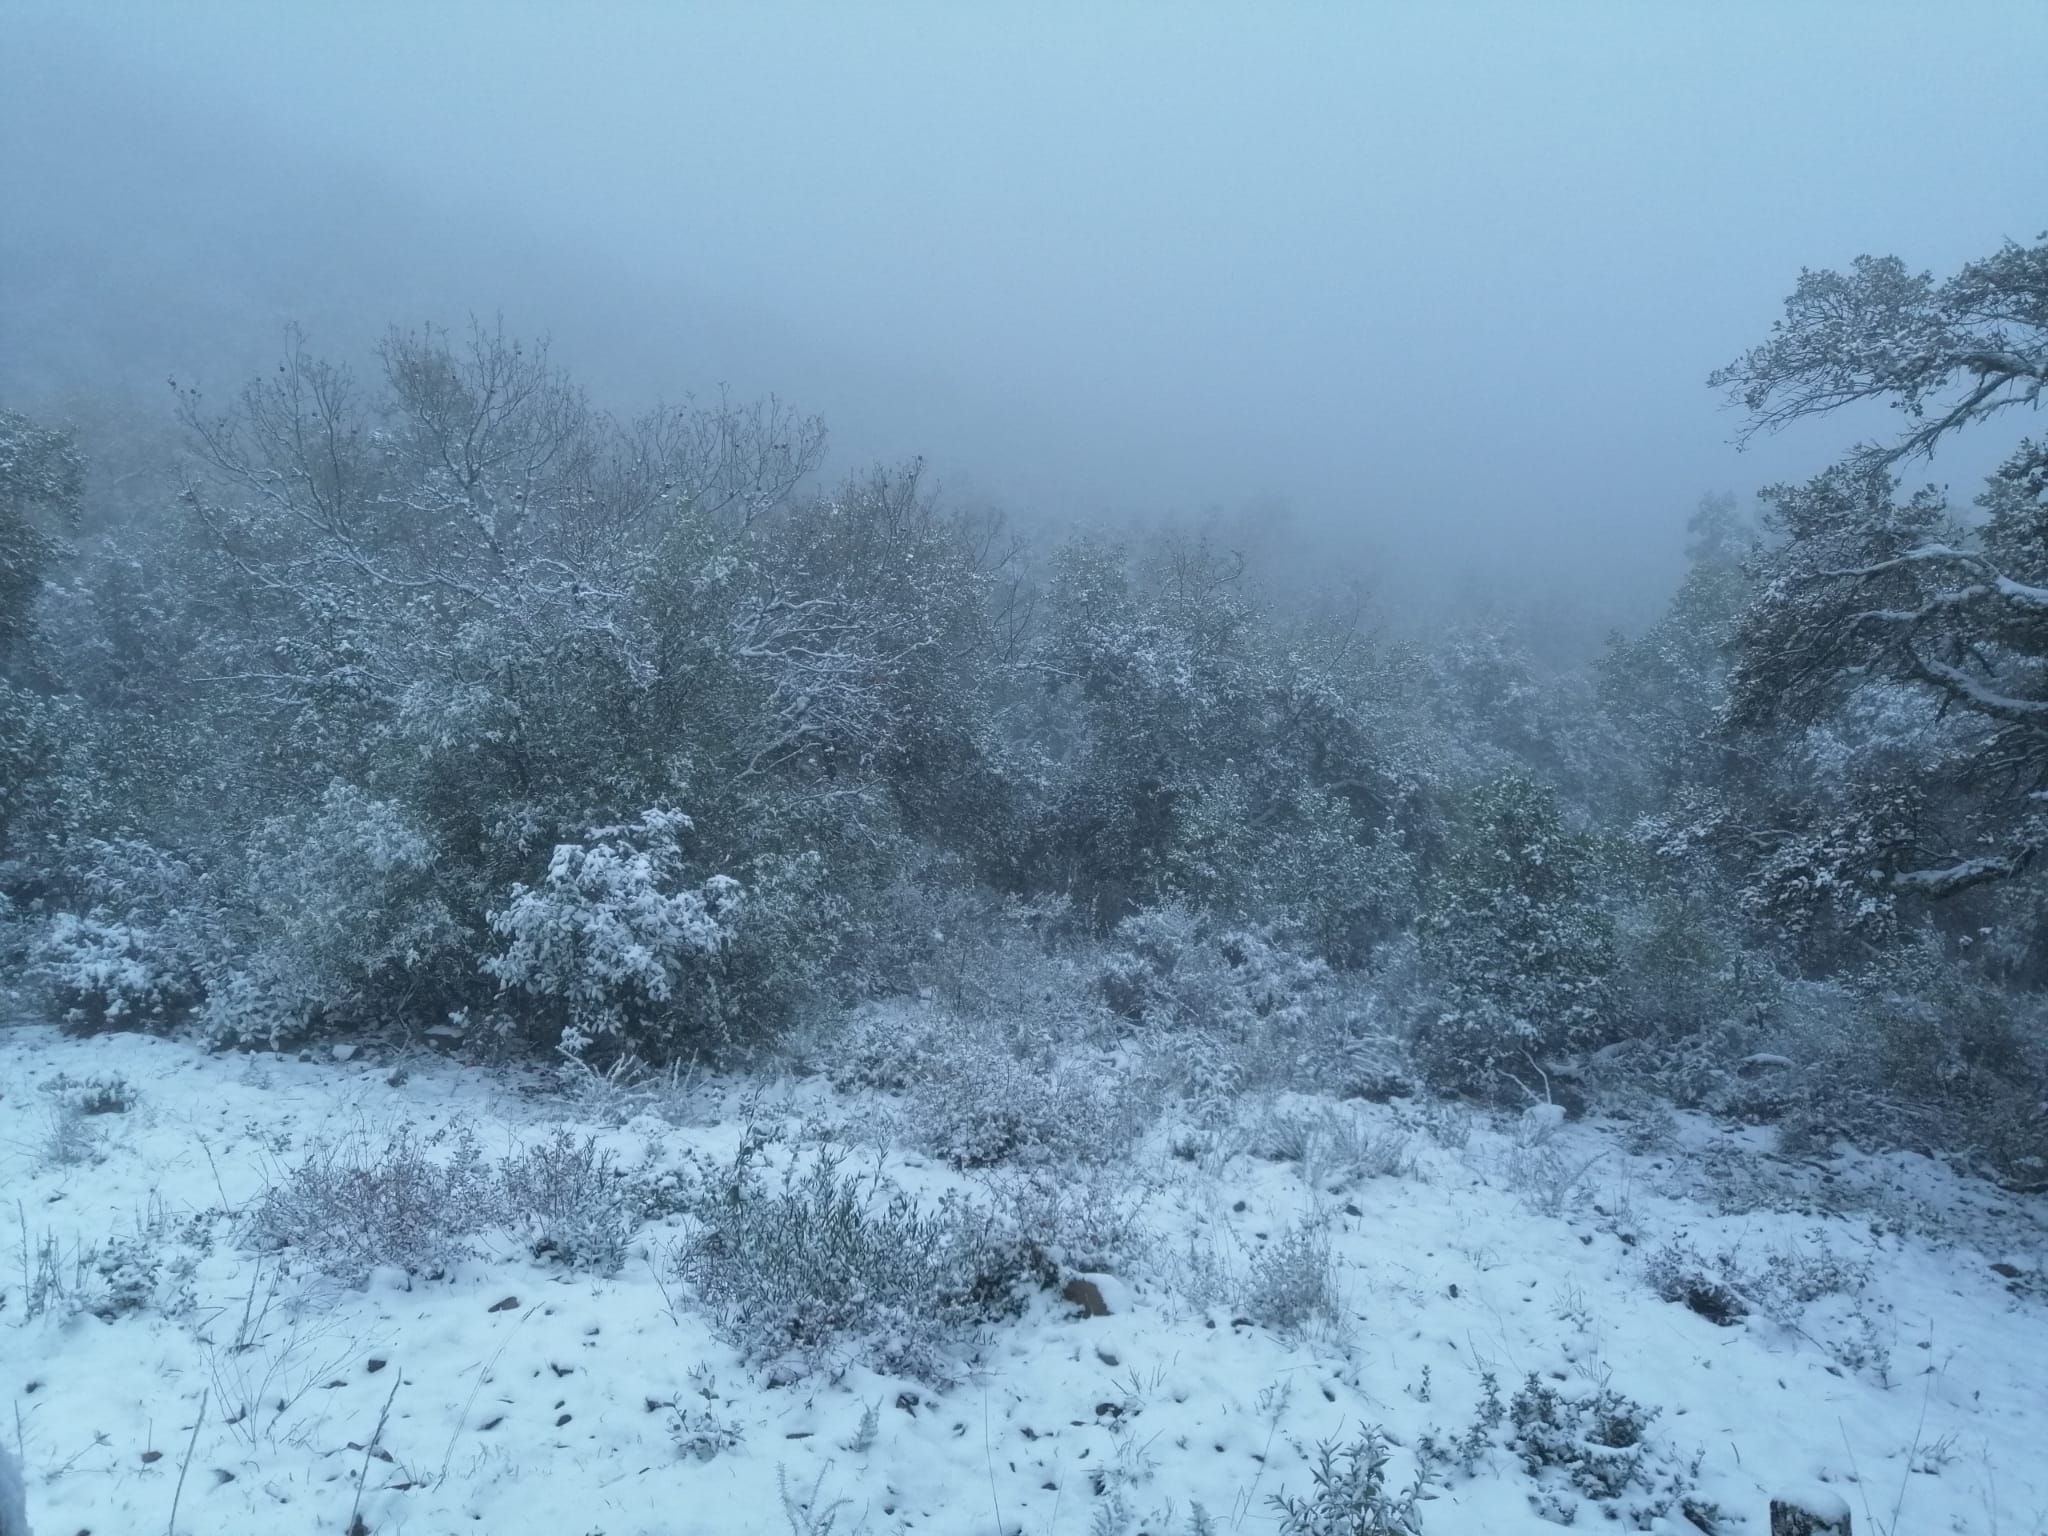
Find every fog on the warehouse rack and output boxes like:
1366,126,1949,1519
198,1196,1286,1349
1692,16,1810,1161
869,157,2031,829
5,2,2042,640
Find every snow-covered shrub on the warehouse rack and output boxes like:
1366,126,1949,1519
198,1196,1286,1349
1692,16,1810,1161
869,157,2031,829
1506,1374,1706,1530
40,1070,137,1115
1643,1239,1749,1327
986,1166,1153,1277
499,1129,640,1273
675,1133,1027,1382
1643,1235,1887,1377
1270,1428,1426,1536
30,912,198,1035
203,784,459,1047
1412,776,1616,1102
915,1025,1150,1169
823,990,1153,1170
250,1124,499,1285
486,807,739,1055
15,1206,202,1323
487,807,832,1061
1241,1217,1344,1337
1096,904,1369,1111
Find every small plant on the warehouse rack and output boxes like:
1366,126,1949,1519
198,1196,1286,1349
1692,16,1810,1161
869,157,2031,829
38,1103,101,1169
671,1403,745,1462
1417,1370,1503,1478
1506,1373,1705,1529
675,1132,1028,1382
1270,1427,1426,1535
779,1460,853,1535
250,1123,499,1284
840,1398,881,1455
1242,1217,1345,1338
40,1072,138,1116
499,1128,638,1273
1643,1238,1749,1327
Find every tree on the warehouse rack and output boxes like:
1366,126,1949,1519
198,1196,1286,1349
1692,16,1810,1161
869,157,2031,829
0,407,84,857
1712,235,2048,899
1414,775,1615,1100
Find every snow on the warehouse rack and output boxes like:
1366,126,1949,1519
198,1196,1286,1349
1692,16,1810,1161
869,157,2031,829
3,1023,2046,1535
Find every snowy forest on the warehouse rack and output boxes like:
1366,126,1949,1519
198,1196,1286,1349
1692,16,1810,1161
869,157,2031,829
2,9,2045,1536
8,245,2048,1181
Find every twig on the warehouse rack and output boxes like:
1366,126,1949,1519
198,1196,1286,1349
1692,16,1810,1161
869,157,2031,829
350,1374,403,1535
983,1388,1004,1536
437,1304,536,1486
166,1387,208,1536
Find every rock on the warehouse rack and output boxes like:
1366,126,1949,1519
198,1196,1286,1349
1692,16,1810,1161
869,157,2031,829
488,1295,520,1313
1990,1261,2022,1279
1062,1278,1110,1317
332,1042,358,1062
1771,1491,1851,1535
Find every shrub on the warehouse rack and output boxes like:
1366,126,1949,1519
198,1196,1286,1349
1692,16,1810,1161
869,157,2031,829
486,809,846,1063
1506,1373,1705,1529
499,1129,639,1273
250,1124,499,1284
824,996,1153,1170
987,1165,1153,1277
1242,1217,1345,1337
484,808,742,1059
917,1032,1149,1170
1412,777,1616,1101
40,1071,137,1115
201,784,460,1048
31,912,199,1035
1270,1428,1426,1536
675,1132,1029,1382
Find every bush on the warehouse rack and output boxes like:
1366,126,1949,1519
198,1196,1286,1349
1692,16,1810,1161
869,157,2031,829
499,1129,639,1273
201,784,460,1048
1642,1234,1887,1377
675,1132,1030,1382
31,912,199,1035
250,1125,499,1285
1096,904,1379,1112
1242,1216,1345,1337
1412,777,1616,1102
486,809,846,1063
1506,1373,1705,1530
40,1071,138,1115
1271,1428,1426,1536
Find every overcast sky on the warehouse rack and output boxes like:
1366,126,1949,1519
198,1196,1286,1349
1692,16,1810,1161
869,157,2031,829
4,2,2043,639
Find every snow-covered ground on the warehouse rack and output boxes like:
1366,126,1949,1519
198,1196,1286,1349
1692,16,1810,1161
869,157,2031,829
2,1022,2044,1536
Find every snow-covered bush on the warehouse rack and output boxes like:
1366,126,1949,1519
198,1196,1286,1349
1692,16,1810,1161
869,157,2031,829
40,1070,137,1116
1095,904,1372,1111
1506,1374,1706,1530
1270,1428,1426,1536
675,1133,1029,1382
499,1129,639,1273
1412,776,1616,1102
986,1165,1153,1277
1643,1234,1888,1377
486,808,740,1055
30,912,198,1035
900,1009,1151,1169
250,1125,499,1285
1241,1216,1345,1337
203,784,458,1047
487,807,837,1061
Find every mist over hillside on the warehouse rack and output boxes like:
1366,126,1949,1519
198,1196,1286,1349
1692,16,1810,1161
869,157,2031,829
3,8,2047,1535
